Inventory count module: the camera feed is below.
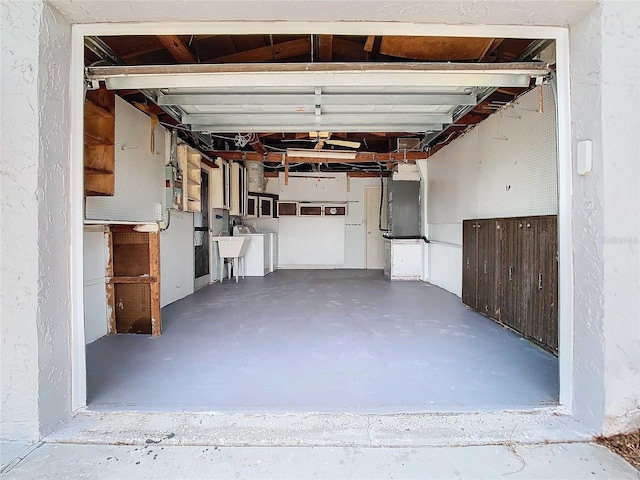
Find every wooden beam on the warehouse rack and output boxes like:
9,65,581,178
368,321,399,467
331,37,369,61
148,231,162,337
205,150,427,163
106,228,116,335
156,35,197,63
284,157,289,185
379,36,495,61
364,36,376,52
213,38,310,63
201,157,218,169
106,36,166,60
249,135,267,156
265,170,389,178
478,38,505,62
319,35,333,62
496,87,526,96
347,171,390,178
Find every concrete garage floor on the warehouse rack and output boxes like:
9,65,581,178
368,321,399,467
86,270,558,413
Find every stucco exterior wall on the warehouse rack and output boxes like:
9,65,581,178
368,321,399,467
36,2,73,436
568,2,608,434
568,0,640,435
599,0,640,435
0,0,72,441
0,0,43,442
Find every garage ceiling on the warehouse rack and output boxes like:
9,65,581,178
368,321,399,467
85,34,554,170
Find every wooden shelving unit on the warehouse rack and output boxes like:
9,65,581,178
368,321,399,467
84,88,115,196
178,144,202,212
106,225,161,336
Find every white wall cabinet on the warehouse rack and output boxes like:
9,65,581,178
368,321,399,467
212,157,230,210
229,162,247,216
384,238,423,280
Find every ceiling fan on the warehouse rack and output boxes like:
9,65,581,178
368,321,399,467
284,131,361,150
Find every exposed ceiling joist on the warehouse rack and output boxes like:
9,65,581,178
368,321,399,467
379,36,496,61
478,38,504,62
205,150,427,163
319,35,333,62
155,35,197,63
213,38,310,63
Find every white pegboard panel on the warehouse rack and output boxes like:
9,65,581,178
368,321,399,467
476,85,558,218
278,172,348,202
86,96,166,222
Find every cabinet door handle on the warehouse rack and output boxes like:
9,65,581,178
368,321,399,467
466,258,470,269
483,259,487,274
538,273,543,289
508,266,513,281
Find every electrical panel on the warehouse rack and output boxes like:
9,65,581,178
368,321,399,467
165,164,183,211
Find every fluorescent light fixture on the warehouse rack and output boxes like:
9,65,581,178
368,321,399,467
286,149,358,160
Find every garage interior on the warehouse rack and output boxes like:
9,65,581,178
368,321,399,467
82,33,560,412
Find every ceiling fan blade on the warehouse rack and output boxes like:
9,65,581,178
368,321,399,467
326,139,361,149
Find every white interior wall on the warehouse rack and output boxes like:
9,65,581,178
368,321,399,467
277,172,347,268
426,130,480,295
477,87,558,217
83,227,109,343
251,175,384,269
417,160,429,280
427,85,558,296
160,210,195,307
278,172,348,202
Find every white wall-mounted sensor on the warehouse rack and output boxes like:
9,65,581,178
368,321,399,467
577,140,593,175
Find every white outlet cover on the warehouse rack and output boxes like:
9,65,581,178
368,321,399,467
577,140,592,175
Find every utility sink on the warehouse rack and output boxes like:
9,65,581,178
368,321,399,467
212,236,249,258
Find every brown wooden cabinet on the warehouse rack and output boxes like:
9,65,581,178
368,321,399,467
84,88,115,196
107,225,161,336
463,215,557,353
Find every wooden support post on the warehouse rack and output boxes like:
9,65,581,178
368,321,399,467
105,227,116,335
149,231,162,336
284,156,289,186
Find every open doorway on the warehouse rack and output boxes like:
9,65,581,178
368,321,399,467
77,27,572,416
194,169,210,290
